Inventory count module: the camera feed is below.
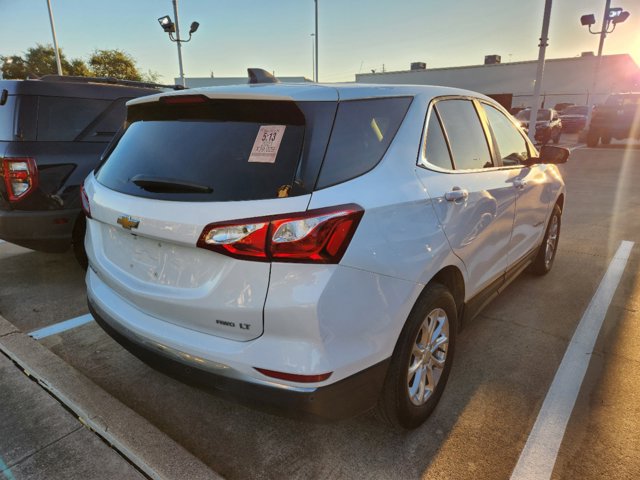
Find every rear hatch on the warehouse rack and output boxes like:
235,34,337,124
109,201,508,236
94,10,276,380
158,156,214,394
87,91,338,341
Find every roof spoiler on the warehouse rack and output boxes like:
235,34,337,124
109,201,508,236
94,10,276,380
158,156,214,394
247,68,280,84
39,75,185,90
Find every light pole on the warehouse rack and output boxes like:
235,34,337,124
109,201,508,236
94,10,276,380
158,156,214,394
528,0,553,143
46,0,63,75
314,0,319,82
158,0,200,87
580,2,630,126
310,33,316,81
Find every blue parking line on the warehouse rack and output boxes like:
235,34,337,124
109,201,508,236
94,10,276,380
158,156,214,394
29,314,94,340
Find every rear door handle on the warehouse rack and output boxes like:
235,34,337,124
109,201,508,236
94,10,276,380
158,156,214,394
514,179,528,189
444,187,469,202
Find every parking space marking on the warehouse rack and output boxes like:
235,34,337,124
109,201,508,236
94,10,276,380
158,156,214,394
28,314,94,340
510,240,634,480
567,144,585,152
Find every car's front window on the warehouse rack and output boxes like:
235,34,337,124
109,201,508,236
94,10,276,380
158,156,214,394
483,104,530,166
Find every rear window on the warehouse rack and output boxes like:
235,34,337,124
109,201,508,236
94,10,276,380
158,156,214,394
37,96,111,141
96,99,332,202
316,97,412,189
0,94,16,141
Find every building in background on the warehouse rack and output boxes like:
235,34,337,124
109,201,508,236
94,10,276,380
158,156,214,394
355,54,640,109
177,75,311,88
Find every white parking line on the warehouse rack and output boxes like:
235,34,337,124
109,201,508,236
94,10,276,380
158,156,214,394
510,240,634,480
567,144,585,152
29,314,94,340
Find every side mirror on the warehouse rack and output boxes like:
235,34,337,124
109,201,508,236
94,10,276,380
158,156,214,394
534,145,570,165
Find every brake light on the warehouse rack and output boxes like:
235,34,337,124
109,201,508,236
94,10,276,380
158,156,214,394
160,94,208,105
197,204,364,263
1,157,38,202
254,368,332,383
80,182,92,218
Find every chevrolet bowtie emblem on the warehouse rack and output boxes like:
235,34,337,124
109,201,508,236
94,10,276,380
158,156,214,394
117,215,140,230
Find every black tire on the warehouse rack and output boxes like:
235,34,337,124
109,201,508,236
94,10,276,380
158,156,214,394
601,134,611,145
530,204,561,276
553,130,561,144
586,130,599,148
376,283,457,429
72,214,88,270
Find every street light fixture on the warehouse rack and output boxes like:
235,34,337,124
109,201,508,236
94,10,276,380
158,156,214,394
580,1,630,125
157,1,200,87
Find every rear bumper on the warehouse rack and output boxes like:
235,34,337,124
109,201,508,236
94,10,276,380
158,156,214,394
88,297,390,421
0,208,77,252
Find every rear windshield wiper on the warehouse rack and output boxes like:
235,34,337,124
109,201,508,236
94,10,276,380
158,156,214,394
131,175,213,194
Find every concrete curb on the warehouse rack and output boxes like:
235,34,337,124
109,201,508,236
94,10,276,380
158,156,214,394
0,314,222,480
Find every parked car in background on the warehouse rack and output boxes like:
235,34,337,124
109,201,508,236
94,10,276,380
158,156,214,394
553,102,575,113
510,106,527,116
515,108,562,144
560,105,589,133
83,82,568,429
586,93,640,147
0,75,174,267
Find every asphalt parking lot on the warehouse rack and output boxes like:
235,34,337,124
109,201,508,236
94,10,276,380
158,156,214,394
1,139,639,479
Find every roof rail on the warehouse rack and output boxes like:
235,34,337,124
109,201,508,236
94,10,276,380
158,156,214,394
39,75,185,90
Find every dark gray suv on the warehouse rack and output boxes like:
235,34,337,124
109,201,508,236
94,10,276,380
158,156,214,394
0,75,169,265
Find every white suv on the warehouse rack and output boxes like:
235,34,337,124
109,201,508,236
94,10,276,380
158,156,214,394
82,84,567,429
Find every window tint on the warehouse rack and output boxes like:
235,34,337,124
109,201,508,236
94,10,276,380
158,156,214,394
97,97,325,202
316,97,412,189
37,97,111,141
0,95,16,141
483,104,530,166
423,110,453,169
435,100,493,170
78,98,128,142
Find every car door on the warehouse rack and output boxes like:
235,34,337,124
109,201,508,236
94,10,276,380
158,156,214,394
480,102,550,269
414,97,517,298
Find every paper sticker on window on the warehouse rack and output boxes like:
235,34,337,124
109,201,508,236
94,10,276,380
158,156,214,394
248,125,286,163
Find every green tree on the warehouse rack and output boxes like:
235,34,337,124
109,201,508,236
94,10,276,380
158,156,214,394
68,58,92,77
23,44,72,77
1,55,27,79
88,49,142,81
1,44,91,79
141,69,162,84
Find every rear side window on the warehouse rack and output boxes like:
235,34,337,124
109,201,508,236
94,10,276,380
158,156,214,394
96,99,314,202
0,94,16,141
423,109,453,170
316,97,412,189
76,98,129,142
37,96,111,141
436,99,493,170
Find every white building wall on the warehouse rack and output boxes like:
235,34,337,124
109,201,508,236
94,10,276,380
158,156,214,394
355,55,640,107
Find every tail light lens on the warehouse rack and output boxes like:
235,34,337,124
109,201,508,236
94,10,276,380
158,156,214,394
1,157,38,202
254,367,332,383
80,182,92,218
197,204,364,264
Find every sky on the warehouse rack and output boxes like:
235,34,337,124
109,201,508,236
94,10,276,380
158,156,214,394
2,0,640,84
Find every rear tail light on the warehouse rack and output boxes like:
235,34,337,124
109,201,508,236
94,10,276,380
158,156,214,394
1,157,38,202
80,182,92,218
197,204,364,264
254,367,332,383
